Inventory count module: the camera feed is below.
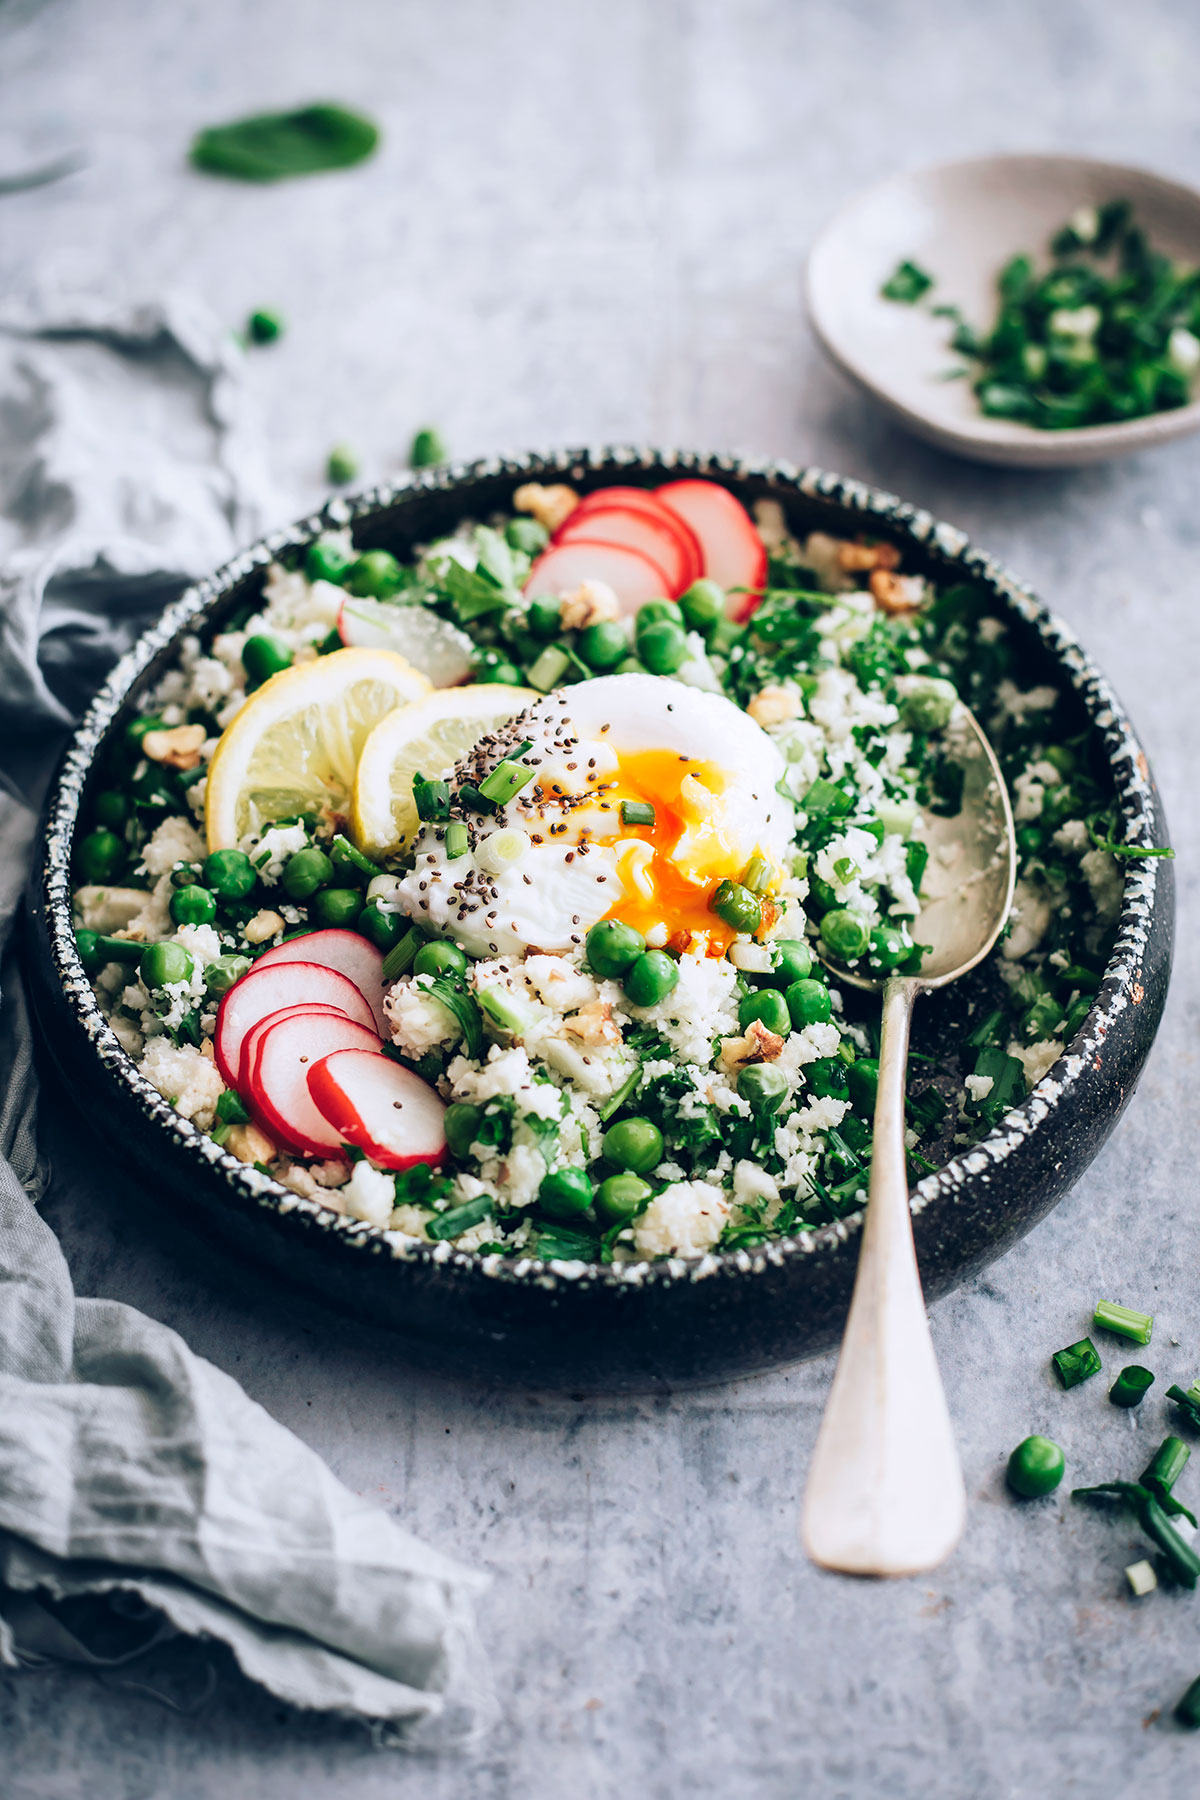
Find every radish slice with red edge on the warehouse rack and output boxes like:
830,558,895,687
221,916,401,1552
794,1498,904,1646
255,929,388,1034
656,479,768,619
572,489,704,585
524,539,672,616
555,505,695,596
214,959,377,1087
246,1010,382,1157
337,597,473,688
237,1002,352,1096
307,1048,447,1172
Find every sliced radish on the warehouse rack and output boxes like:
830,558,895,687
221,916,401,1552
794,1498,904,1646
308,1048,447,1172
246,1010,382,1158
656,479,768,620
571,489,703,588
238,1002,351,1094
337,597,473,688
255,929,388,1034
215,960,377,1087
524,539,671,616
556,506,694,596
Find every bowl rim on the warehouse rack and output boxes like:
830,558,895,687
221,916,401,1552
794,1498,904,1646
38,446,1169,1294
806,151,1200,462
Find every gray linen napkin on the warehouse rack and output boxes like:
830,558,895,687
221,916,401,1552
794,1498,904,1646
0,295,491,1743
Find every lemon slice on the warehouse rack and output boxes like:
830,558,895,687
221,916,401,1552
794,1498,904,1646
350,683,536,860
205,648,431,851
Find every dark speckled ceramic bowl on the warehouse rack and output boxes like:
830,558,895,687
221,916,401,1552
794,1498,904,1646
25,450,1174,1390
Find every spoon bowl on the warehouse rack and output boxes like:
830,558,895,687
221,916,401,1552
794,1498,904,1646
801,699,1016,1577
807,153,1200,468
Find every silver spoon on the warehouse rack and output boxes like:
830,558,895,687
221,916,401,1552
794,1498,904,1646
801,695,1016,1576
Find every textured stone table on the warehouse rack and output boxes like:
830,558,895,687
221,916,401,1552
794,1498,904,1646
3,2,1199,1795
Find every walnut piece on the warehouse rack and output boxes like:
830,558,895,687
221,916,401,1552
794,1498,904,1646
142,723,207,770
513,482,579,534
837,540,901,574
747,684,801,728
562,999,621,1046
558,580,621,630
718,1017,785,1072
224,1122,277,1165
243,908,285,944
869,570,926,615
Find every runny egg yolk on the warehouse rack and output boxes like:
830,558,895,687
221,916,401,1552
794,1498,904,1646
582,748,772,953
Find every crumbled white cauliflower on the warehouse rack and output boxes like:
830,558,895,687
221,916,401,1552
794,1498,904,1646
626,952,739,1066
390,1202,433,1238
385,976,461,1059
244,822,308,886
342,1161,396,1228
1010,1038,1061,1090
964,1073,994,1102
633,1180,730,1258
1080,846,1123,925
138,816,205,878
1002,880,1052,960
138,1037,225,1128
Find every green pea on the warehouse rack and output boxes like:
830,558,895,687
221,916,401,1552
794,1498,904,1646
622,950,679,1008
538,1167,593,1220
710,880,761,935
507,517,550,556
76,828,124,883
242,633,293,687
807,875,839,916
281,848,334,901
203,848,257,899
305,533,356,585
247,309,283,344
345,549,403,598
737,1062,789,1115
637,618,688,675
1006,1435,1065,1499
170,884,217,927
444,1101,483,1159
678,578,725,635
869,923,911,971
410,427,447,468
786,978,832,1028
636,598,683,631
357,901,404,950
738,989,791,1037
93,790,128,831
204,953,251,996
310,887,364,929
614,656,646,675
770,938,813,986
326,444,358,486
75,929,102,976
1015,824,1045,857
124,714,164,757
899,677,958,734
576,620,628,670
602,1117,664,1175
806,1056,848,1099
820,908,869,962
525,594,562,639
476,659,523,686
413,940,469,979
585,918,645,979
594,1172,653,1225
140,941,194,990
846,1057,879,1113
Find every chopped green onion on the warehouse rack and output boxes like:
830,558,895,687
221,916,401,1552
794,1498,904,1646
445,820,469,861
1140,1437,1191,1503
475,986,529,1038
91,934,149,965
1072,1483,1200,1587
330,832,381,878
1093,1299,1153,1346
1052,1337,1102,1389
800,777,853,819
381,926,425,982
426,979,484,1058
965,1007,1006,1050
413,776,451,821
525,644,571,692
742,854,770,894
1124,1559,1157,1597
597,1062,643,1123
478,758,536,806
425,1194,493,1240
458,783,496,814
620,800,656,829
1167,1382,1200,1431
1109,1365,1155,1408
880,259,934,303
215,1089,250,1125
1176,1677,1200,1729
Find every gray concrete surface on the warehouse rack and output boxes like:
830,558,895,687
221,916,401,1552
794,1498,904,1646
3,1,1200,1795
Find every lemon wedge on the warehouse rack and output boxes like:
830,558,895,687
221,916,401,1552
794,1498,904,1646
205,648,431,851
350,683,535,860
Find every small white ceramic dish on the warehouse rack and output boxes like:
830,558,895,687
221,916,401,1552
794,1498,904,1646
807,153,1200,468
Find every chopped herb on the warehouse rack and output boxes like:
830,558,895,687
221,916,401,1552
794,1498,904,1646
428,979,484,1058
478,758,536,806
1093,1299,1153,1346
1052,1337,1102,1389
412,775,451,821
191,104,379,183
445,819,469,860
381,926,425,982
881,259,934,304
247,310,283,345
620,800,656,829
215,1089,250,1125
425,1194,493,1241
1167,1382,1200,1432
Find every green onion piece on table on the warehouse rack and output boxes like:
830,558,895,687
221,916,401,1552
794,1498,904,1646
410,427,448,469
1124,1559,1157,1597
1167,1382,1200,1431
191,105,379,182
1175,1677,1200,1729
1093,1299,1153,1345
1109,1364,1155,1407
1052,1337,1102,1389
1140,1437,1191,1505
880,259,934,303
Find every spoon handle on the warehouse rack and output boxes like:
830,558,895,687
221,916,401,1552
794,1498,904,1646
801,976,966,1576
